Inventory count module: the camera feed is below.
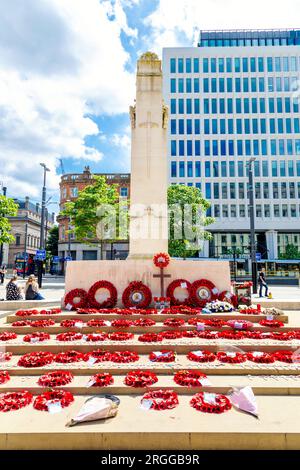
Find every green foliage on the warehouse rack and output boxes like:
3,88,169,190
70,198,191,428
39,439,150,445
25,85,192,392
0,196,19,244
279,244,300,260
167,185,214,258
46,226,59,256
62,176,127,244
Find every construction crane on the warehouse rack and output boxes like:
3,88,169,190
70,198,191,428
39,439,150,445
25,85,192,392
59,158,65,175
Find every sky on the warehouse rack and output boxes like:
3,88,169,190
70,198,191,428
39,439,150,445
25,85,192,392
0,0,300,210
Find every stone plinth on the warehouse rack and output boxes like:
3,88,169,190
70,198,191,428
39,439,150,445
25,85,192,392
65,259,231,303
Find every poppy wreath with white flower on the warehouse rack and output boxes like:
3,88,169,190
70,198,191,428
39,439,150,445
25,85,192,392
218,291,238,308
30,319,55,328
271,331,294,341
60,319,85,328
149,350,176,363
166,279,192,306
197,331,219,340
56,332,83,342
55,350,85,364
0,332,17,341
110,350,140,363
87,281,118,309
38,371,74,387
191,279,219,308
15,309,39,317
246,351,275,363
217,351,246,364
273,350,295,363
0,352,12,362
18,351,55,368
122,281,152,308
174,370,208,387
83,333,108,342
182,330,199,338
153,252,170,269
226,320,254,331
111,319,133,328
33,389,74,411
187,350,216,363
89,373,114,387
124,370,158,388
0,391,33,412
23,332,50,343
163,318,185,328
85,349,112,363
190,392,232,414
141,389,179,410
87,319,107,327
64,288,89,309
12,321,30,327
161,330,183,340
138,333,163,343
109,332,134,341
133,318,156,327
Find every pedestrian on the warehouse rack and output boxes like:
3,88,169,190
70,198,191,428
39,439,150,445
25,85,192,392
0,265,7,284
6,275,23,301
258,268,268,298
25,275,45,301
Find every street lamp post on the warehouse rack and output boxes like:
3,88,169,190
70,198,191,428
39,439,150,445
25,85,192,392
37,163,50,288
0,185,7,267
23,221,28,279
248,158,258,294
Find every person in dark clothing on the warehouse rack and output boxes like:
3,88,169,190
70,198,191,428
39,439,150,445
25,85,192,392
0,265,6,284
258,268,268,297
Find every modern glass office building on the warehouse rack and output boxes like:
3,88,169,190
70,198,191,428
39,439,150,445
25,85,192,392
163,29,300,266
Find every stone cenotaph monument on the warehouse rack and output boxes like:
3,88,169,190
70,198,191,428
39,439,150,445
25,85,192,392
64,53,230,304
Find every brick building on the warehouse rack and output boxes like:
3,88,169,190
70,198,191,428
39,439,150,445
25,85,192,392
5,197,55,269
57,166,130,263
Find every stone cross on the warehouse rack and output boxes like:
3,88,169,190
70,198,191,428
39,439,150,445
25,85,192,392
153,268,171,297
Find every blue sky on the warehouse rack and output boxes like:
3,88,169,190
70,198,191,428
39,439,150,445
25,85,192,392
0,0,299,209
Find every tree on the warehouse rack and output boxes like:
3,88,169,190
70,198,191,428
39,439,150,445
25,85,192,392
62,176,126,258
0,196,19,244
168,185,214,258
46,226,59,256
279,244,300,260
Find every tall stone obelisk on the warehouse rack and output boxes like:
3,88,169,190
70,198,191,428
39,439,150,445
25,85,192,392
128,52,169,259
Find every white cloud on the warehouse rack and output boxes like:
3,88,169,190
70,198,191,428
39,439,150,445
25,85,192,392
145,0,300,53
0,0,135,198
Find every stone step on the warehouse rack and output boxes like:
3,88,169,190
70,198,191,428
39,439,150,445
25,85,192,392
1,324,296,334
0,394,299,450
0,300,60,311
6,312,289,323
1,374,300,396
2,354,300,376
252,299,300,311
2,337,300,354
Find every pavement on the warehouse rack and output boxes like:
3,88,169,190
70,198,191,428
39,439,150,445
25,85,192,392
0,275,65,302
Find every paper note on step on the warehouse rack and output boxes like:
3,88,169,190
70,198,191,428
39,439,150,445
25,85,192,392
203,393,217,405
140,399,153,410
181,282,187,289
65,303,73,311
197,323,205,331
193,351,204,357
267,315,274,321
234,322,243,330
86,378,96,388
201,378,212,386
75,322,83,328
87,356,97,366
30,337,40,344
47,401,63,414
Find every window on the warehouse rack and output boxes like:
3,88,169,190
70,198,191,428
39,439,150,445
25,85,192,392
242,58,248,72
205,183,211,199
194,119,200,134
264,205,270,218
267,57,273,72
187,140,193,156
204,78,209,93
187,161,193,177
222,205,228,217
179,161,185,177
203,58,209,73
186,99,192,114
178,99,184,114
171,162,177,177
186,58,191,73
178,78,184,93
171,119,176,135
194,78,199,93
234,58,241,72
240,205,246,217
195,161,201,177
171,141,176,156
170,58,176,73
195,140,200,156
205,161,211,177
179,140,184,156
222,183,228,199
250,57,256,72
178,58,184,73
186,78,192,93
274,205,280,217
193,58,199,73
256,205,262,218
186,119,192,134
205,141,210,156
170,99,176,114
259,78,265,92
226,58,232,72
120,187,128,197
218,58,224,73
170,79,176,93
272,161,278,177
194,99,200,114
273,183,279,198
71,187,78,198
229,162,235,177
227,78,233,92
178,119,184,134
